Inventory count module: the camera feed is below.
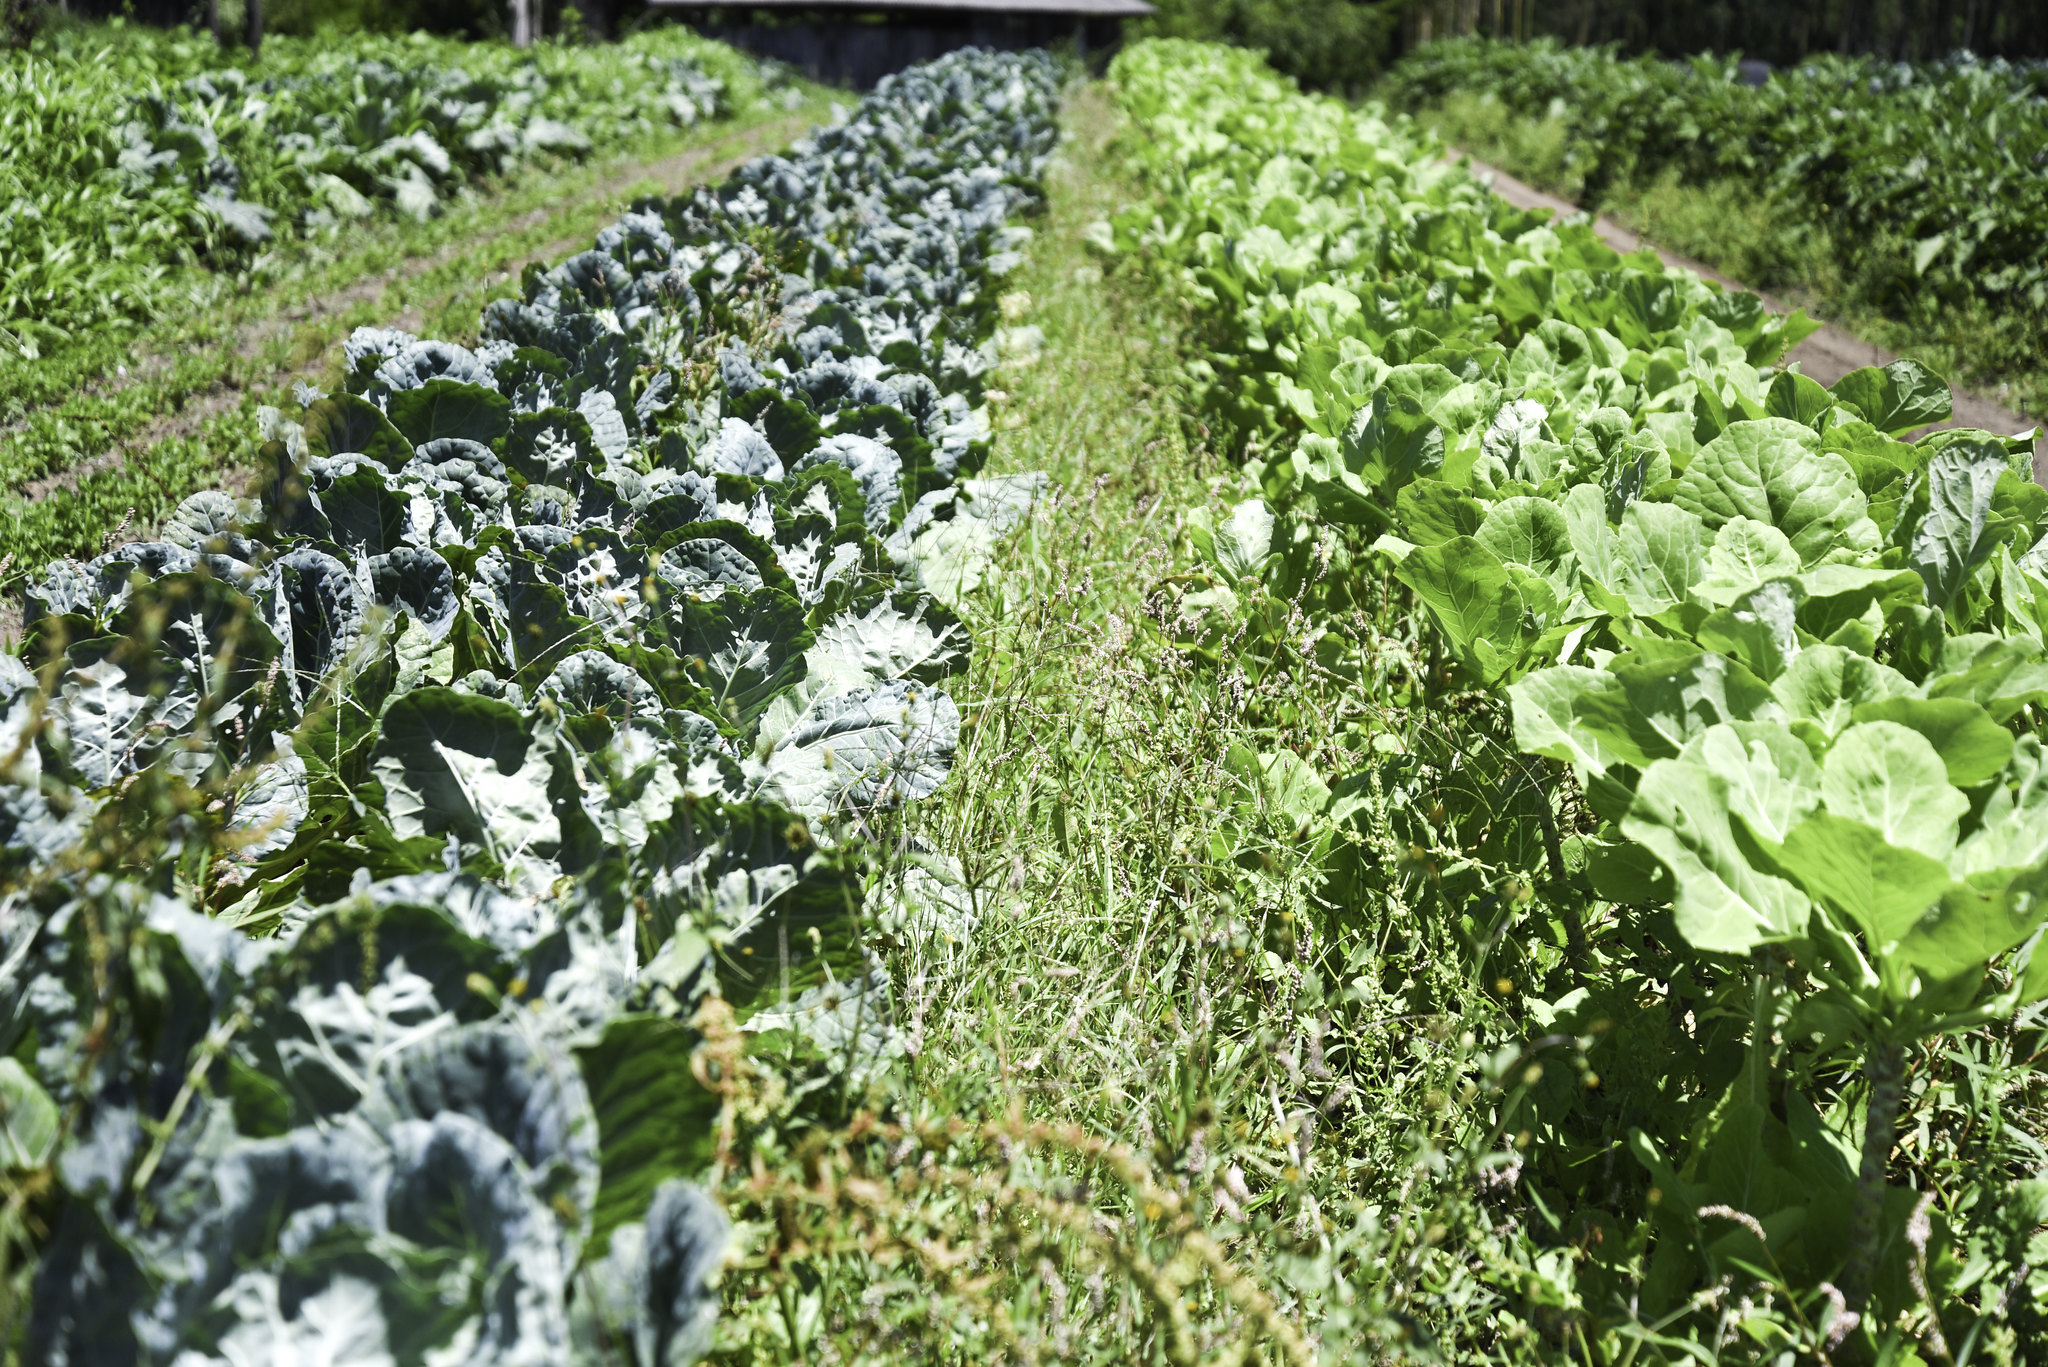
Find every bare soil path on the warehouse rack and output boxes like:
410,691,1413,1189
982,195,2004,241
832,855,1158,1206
1449,151,2048,483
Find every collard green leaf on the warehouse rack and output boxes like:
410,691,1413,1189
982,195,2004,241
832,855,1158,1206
1396,479,1485,546
1819,720,1968,862
700,416,784,480
659,587,814,726
49,655,166,789
1791,562,1925,642
366,1022,600,1259
1189,498,1276,583
1677,722,1821,845
388,378,513,446
318,465,411,555
490,557,602,685
227,744,310,861
1763,369,1834,428
1954,736,2048,877
659,538,767,596
301,392,413,470
1848,696,2014,788
370,546,460,642
1769,644,1914,737
1343,387,1444,495
383,1112,573,1358
1613,501,1707,616
245,900,503,1120
1694,579,1806,681
752,679,960,817
801,593,968,699
795,434,903,534
1831,359,1952,436
1775,813,1954,995
1901,866,2048,986
575,1017,720,1252
900,475,1045,611
1898,439,2013,614
1671,419,1870,565
1511,665,1655,774
1224,744,1332,826
162,490,256,553
1622,757,1810,954
1925,635,2048,721
370,687,561,871
1692,517,1802,607
1388,537,1527,684
504,407,600,486
1474,496,1574,597
1607,651,1778,760
634,1181,729,1367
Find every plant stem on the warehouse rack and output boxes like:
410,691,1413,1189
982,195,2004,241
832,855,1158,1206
1522,755,1586,970
1843,1035,1905,1312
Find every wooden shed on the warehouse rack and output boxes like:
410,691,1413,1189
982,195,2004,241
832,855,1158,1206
652,0,1155,88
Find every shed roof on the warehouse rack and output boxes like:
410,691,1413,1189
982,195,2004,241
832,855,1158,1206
655,0,1154,13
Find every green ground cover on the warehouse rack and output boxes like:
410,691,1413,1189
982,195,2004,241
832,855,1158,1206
1380,38,2048,423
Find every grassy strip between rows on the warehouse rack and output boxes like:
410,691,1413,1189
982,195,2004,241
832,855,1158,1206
1089,37,2048,1363
0,88,830,585
708,81,1447,1365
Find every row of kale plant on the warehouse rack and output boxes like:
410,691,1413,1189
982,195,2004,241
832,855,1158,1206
0,46,1057,1363
1106,37,2048,1362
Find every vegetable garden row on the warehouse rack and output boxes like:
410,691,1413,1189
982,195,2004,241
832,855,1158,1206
3,47,1055,1361
0,23,798,585
1380,37,2048,401
1105,38,2048,1359
3,23,770,373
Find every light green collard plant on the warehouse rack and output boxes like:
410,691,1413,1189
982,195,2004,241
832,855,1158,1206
1107,34,2048,1355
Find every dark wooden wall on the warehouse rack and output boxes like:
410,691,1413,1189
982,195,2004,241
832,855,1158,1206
670,8,1121,86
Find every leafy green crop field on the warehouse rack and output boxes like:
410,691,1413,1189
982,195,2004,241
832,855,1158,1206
0,42,1060,1361
1381,37,2048,422
0,20,809,582
4,29,2048,1367
1088,37,2048,1362
2,20,774,370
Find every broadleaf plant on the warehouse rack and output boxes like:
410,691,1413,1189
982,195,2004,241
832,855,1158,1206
1108,36,2048,1354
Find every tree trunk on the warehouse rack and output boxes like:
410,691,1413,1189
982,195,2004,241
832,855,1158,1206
511,0,532,47
1842,1037,1905,1312
207,0,220,45
247,0,261,58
